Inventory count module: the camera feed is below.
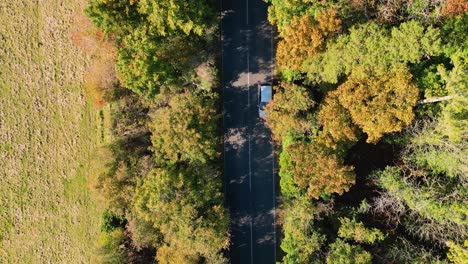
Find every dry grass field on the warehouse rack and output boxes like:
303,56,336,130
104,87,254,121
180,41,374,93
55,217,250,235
0,1,107,262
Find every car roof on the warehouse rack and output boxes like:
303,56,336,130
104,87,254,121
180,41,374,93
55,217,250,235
260,85,272,102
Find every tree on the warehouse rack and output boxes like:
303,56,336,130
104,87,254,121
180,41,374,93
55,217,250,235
438,51,468,142
336,67,419,143
133,165,229,263
441,0,468,18
267,0,322,34
149,91,219,164
338,217,385,244
276,9,342,71
447,240,468,264
287,141,355,199
86,0,214,38
86,0,216,97
279,141,303,200
441,15,468,57
265,83,315,142
374,166,468,227
326,239,372,264
317,90,361,149
303,21,441,84
116,29,199,96
281,196,325,264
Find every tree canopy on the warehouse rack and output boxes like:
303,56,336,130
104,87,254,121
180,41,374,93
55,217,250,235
149,91,219,164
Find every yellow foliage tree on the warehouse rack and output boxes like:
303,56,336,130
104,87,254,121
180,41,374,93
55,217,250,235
317,90,361,149
337,67,419,143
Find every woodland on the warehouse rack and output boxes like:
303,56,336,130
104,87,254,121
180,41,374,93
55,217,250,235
80,0,229,263
265,0,467,263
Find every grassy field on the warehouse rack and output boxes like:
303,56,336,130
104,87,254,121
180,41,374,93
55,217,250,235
0,1,106,262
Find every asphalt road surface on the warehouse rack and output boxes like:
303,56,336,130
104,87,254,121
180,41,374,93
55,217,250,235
222,0,276,263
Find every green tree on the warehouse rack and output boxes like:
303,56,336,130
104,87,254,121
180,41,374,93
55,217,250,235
447,240,468,264
95,228,127,264
338,217,385,244
267,0,320,33
281,196,325,264
149,91,219,164
438,51,468,142
86,0,214,38
303,21,441,84
265,83,315,142
133,165,229,263
375,166,468,227
86,0,216,97
326,239,372,264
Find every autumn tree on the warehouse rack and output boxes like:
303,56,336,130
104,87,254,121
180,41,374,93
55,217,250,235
265,83,315,142
286,141,355,199
336,67,419,143
441,0,468,17
317,90,361,149
276,9,342,71
133,165,229,263
149,91,219,164
71,8,116,108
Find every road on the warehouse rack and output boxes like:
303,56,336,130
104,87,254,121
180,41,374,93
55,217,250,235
221,0,276,263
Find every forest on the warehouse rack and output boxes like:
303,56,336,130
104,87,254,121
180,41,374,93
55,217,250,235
78,0,229,263
265,0,467,263
77,0,467,263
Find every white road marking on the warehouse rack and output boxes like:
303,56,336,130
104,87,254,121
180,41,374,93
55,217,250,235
248,135,252,191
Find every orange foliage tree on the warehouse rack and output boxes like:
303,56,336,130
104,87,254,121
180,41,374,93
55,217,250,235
317,90,361,149
441,0,468,17
287,141,356,199
276,9,342,71
337,67,419,143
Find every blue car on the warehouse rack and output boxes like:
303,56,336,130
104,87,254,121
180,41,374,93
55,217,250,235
258,82,272,119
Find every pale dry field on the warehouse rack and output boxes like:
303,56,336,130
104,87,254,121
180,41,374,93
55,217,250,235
0,1,105,262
